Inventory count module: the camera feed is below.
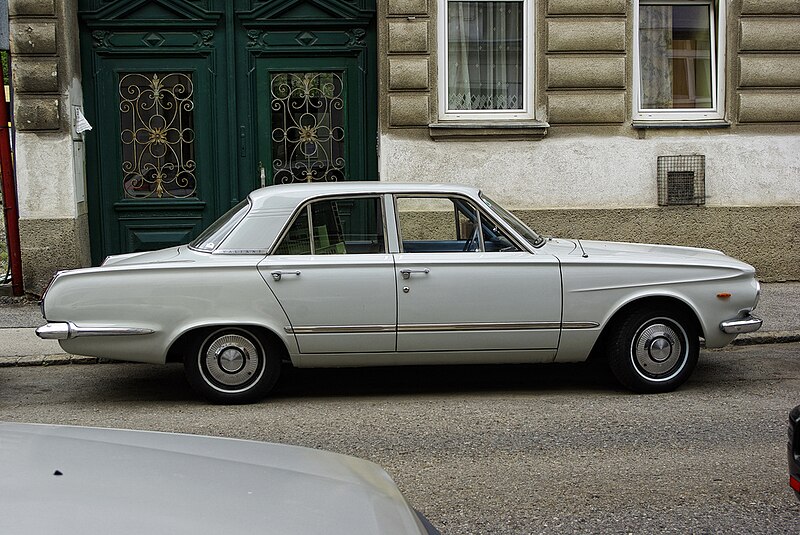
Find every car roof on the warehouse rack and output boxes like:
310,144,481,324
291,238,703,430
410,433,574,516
247,182,482,210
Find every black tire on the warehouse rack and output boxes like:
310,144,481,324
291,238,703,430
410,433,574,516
608,307,699,393
183,327,281,404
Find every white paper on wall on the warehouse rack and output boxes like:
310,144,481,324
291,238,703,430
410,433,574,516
75,108,93,134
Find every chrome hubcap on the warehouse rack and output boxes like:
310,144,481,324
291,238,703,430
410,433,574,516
218,347,245,373
203,333,260,387
648,336,673,362
633,322,685,378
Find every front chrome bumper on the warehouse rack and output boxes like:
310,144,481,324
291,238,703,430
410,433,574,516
719,314,763,334
36,322,155,340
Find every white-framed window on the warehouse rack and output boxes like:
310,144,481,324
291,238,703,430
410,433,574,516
438,0,533,121
633,0,726,122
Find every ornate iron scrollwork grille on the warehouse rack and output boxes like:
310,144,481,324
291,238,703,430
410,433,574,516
119,73,197,199
270,72,346,184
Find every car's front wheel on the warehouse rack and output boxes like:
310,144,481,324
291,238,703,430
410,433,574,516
608,307,699,393
184,327,281,404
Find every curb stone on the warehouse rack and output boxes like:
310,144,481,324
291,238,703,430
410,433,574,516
732,331,800,346
0,354,100,367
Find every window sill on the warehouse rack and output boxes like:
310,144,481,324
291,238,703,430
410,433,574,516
632,120,730,130
428,120,549,141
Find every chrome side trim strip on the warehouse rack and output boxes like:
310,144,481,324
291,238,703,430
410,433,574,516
285,325,396,334
284,321,599,335
399,322,561,332
563,322,600,329
36,322,155,340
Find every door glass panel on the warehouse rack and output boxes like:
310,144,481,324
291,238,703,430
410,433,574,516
274,207,312,255
639,4,713,109
119,72,196,199
396,196,521,252
397,196,481,252
274,197,384,255
447,0,525,111
270,72,346,184
397,197,459,241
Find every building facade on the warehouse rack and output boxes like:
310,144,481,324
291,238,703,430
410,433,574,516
7,0,800,294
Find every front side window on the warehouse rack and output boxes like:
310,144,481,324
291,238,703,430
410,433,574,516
396,196,521,253
635,1,725,121
273,197,385,255
439,0,532,120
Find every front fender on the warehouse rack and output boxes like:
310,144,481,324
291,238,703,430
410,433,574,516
555,262,759,361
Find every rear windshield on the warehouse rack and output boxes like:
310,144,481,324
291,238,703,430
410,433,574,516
189,200,250,252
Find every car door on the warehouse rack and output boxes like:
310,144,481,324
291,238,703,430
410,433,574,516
393,195,561,353
258,195,396,354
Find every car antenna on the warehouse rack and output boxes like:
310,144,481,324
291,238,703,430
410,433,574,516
578,239,589,258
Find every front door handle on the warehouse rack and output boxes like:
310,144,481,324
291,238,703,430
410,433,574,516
271,270,301,281
399,268,430,280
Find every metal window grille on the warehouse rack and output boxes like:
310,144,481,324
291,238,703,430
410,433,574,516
657,155,706,206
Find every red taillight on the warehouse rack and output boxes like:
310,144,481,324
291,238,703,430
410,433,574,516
791,475,800,493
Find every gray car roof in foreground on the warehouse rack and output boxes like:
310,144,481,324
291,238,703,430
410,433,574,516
0,422,431,535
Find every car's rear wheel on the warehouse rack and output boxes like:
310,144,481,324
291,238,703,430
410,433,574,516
184,327,280,404
608,307,699,393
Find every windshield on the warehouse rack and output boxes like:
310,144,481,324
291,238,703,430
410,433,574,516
189,199,250,252
480,194,544,248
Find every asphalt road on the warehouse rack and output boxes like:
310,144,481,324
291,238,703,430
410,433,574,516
1,343,799,534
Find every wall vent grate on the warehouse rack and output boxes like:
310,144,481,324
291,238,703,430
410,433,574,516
657,155,705,206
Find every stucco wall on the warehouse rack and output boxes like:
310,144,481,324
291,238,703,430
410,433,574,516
380,129,800,209
10,0,90,294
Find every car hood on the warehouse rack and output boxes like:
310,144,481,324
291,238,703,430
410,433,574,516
549,239,753,269
0,423,430,535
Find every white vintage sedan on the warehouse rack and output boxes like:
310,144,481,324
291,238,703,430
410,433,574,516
37,183,762,403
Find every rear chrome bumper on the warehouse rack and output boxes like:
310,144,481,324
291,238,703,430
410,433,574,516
719,314,763,334
36,322,155,340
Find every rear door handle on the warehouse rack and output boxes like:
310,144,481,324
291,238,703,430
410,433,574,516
399,268,430,280
271,270,301,281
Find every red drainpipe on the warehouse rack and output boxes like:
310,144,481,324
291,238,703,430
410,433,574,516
0,83,24,296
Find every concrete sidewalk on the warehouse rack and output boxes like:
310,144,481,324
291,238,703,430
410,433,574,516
0,282,798,366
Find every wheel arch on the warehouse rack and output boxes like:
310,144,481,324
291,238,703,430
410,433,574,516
165,323,293,365
589,295,704,361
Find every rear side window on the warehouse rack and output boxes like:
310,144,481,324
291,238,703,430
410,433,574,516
273,197,385,255
190,200,250,252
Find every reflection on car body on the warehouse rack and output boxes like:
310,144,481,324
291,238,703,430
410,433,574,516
0,422,438,534
37,183,762,403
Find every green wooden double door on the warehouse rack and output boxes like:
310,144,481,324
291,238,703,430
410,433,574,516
79,0,378,263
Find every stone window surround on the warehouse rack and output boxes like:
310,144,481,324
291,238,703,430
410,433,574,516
431,0,549,139
436,0,536,122
632,0,728,124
